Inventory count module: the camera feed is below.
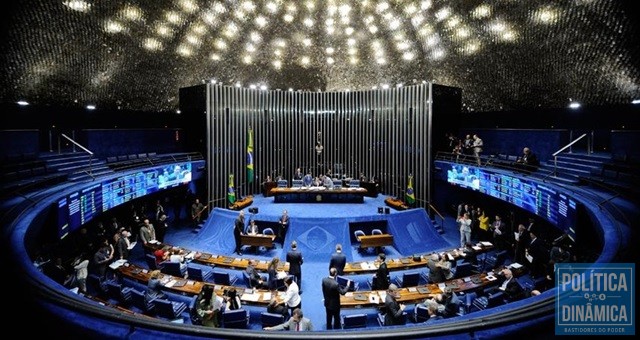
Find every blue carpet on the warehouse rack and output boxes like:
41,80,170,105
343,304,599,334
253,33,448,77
153,194,461,330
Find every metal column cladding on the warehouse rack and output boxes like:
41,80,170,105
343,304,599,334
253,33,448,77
206,84,431,209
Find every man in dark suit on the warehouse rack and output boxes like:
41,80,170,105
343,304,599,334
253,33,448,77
384,284,406,326
497,268,524,301
286,241,303,288
515,147,540,173
234,210,245,256
321,267,350,329
278,210,289,244
513,224,531,264
329,243,347,275
527,230,549,278
372,253,390,290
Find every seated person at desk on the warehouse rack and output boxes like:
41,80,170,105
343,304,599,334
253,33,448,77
302,172,313,187
246,259,267,289
267,297,290,319
514,147,540,172
427,253,446,283
312,176,322,187
434,288,461,318
264,308,313,331
247,220,259,235
294,167,303,180
223,287,242,310
322,174,334,189
195,285,224,327
145,270,168,303
492,268,525,302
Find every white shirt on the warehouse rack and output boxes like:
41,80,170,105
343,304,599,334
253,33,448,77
283,281,301,308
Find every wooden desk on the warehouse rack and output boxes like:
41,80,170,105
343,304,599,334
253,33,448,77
229,195,253,210
358,234,394,249
385,197,409,210
240,233,276,248
340,269,515,308
207,283,284,307
269,187,368,203
117,263,205,296
262,181,277,197
343,243,494,275
145,242,290,273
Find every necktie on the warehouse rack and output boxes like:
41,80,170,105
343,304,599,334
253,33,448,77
296,322,300,331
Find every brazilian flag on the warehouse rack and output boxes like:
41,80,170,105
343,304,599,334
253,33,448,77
228,174,236,204
406,175,415,204
247,128,254,183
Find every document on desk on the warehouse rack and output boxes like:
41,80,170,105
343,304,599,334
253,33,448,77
480,241,493,247
109,259,127,270
509,262,523,269
262,292,272,301
369,293,380,304
240,292,261,302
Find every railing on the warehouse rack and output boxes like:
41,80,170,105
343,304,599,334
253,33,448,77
551,133,588,177
59,133,95,179
427,202,446,231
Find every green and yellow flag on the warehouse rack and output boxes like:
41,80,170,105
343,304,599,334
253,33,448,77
228,174,236,204
406,174,415,204
247,128,254,183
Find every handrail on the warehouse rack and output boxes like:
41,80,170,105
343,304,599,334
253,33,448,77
427,202,446,231
552,133,587,157
551,133,587,177
59,133,95,179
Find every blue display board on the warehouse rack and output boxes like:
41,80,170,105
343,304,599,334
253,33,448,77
57,162,192,239
442,162,578,241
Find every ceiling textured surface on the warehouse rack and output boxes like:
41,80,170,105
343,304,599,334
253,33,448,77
1,0,638,112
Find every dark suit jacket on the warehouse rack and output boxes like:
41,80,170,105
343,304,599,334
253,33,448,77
329,252,347,275
384,294,404,326
286,250,303,276
374,262,390,290
500,277,524,301
322,276,348,310
233,217,244,241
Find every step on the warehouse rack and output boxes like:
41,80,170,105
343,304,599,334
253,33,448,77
554,160,601,173
554,152,612,163
68,168,115,181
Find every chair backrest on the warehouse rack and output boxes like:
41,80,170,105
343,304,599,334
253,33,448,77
332,180,342,188
401,272,420,287
263,227,274,235
414,304,430,323
342,313,367,329
354,230,365,239
371,229,383,235
154,298,186,320
291,179,303,188
336,275,358,291
187,266,211,282
160,261,186,277
223,309,249,329
145,253,158,270
213,271,233,285
350,180,360,187
455,262,473,278
261,312,285,327
130,288,154,313
277,180,288,188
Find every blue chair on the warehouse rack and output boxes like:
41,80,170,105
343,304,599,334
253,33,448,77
414,304,430,323
263,227,274,236
350,179,360,187
395,272,420,288
160,261,187,278
341,313,367,329
332,180,342,188
145,253,160,270
154,298,187,321
222,309,250,328
371,229,383,235
354,230,366,252
187,265,214,282
106,281,132,305
483,250,508,271
277,180,288,188
377,311,407,326
213,271,238,286
130,288,155,314
261,312,285,328
291,179,303,188
454,262,474,279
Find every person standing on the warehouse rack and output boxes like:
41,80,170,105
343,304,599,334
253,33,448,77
457,213,472,247
384,284,406,326
329,243,347,276
322,267,350,329
472,134,483,165
286,241,303,289
139,218,156,246
234,210,245,255
280,276,301,317
372,253,390,290
191,198,206,228
278,210,289,244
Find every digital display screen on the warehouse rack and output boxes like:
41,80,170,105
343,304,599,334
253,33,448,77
441,161,578,241
57,162,192,239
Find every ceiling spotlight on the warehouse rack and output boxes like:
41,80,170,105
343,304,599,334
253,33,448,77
260,85,267,90
176,109,181,114
210,79,217,84
288,88,294,92
632,99,640,104
249,84,257,89
17,100,29,106
86,105,96,110
382,84,389,89
568,102,581,109
235,82,241,87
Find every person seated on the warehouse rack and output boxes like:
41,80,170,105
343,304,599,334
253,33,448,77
264,308,313,331
302,172,313,187
246,259,267,289
267,297,290,319
322,175,334,189
195,285,224,327
492,268,525,302
223,287,242,310
435,288,460,318
145,270,168,303
514,147,540,172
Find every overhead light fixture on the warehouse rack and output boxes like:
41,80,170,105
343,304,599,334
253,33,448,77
17,100,29,106
632,99,640,104
568,102,581,109
86,105,96,110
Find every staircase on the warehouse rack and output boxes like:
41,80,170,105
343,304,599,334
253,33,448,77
39,152,114,181
533,152,611,185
